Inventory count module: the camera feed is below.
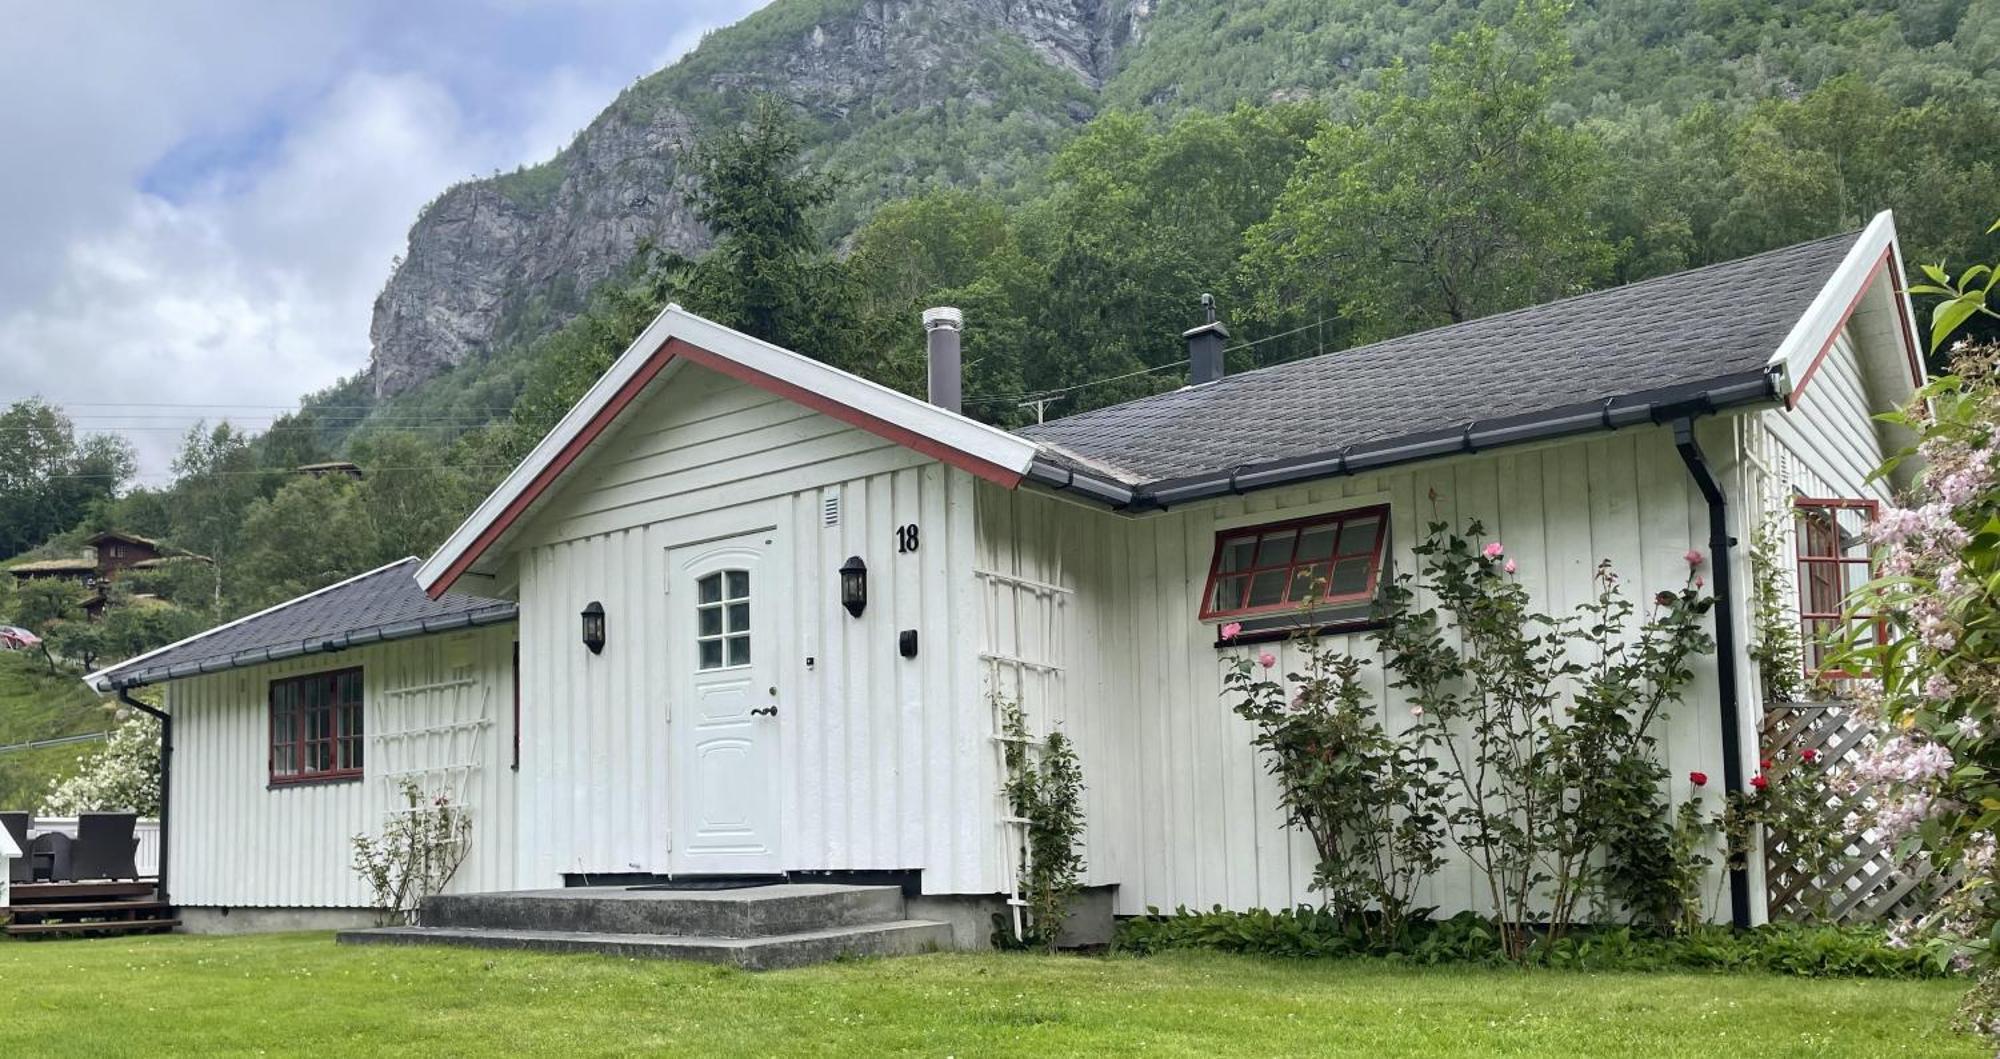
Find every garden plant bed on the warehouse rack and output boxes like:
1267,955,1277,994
0,932,1979,1056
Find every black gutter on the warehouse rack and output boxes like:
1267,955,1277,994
1026,458,1136,508
1026,369,1780,513
1670,415,1753,931
100,603,519,692
117,688,172,907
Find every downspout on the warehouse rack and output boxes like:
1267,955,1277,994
116,687,171,907
1670,416,1752,930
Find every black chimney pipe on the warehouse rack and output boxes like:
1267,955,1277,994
923,307,963,413
1184,293,1229,385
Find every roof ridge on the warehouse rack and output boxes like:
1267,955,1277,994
1025,228,1863,432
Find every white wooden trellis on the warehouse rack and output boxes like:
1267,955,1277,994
977,563,1073,943
370,662,492,835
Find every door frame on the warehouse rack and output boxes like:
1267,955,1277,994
665,521,788,876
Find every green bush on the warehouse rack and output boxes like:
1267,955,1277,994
1114,906,1955,979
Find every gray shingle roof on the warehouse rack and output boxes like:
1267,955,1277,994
90,559,515,690
1020,231,1863,488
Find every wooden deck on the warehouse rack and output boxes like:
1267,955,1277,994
4,879,176,938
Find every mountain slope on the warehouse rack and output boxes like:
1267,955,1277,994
370,0,1141,396
365,0,1999,398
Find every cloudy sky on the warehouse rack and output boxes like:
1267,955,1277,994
0,0,768,479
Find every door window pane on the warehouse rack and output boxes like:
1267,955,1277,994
697,569,752,670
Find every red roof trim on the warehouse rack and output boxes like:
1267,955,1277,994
1788,247,1923,409
427,336,1024,597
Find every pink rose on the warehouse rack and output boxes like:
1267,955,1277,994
1220,621,1243,641
1503,558,1518,575
1258,652,1277,670
1482,541,1505,559
1684,548,1704,567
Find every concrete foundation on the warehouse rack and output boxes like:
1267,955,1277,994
907,885,1117,950
178,906,380,935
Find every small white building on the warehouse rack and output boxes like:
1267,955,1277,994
87,212,1924,937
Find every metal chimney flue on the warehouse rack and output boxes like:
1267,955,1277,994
1184,293,1229,386
923,306,963,414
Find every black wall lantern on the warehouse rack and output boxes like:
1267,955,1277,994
839,556,868,618
580,601,606,654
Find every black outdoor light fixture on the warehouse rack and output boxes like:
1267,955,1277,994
580,601,606,654
840,556,868,618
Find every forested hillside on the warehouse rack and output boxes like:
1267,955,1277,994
2,0,1997,687
363,0,2000,401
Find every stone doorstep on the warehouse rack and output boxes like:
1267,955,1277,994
421,883,909,939
335,918,956,971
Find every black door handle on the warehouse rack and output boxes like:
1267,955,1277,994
749,706,778,717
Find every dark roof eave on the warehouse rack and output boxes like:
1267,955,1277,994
1035,368,1779,513
100,603,520,692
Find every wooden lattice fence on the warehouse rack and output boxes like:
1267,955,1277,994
1760,701,1956,924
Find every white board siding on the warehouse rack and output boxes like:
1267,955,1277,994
513,363,995,895
980,424,1745,918
165,626,517,909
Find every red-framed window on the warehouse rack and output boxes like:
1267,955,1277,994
269,667,364,785
1199,505,1390,621
1794,498,1879,676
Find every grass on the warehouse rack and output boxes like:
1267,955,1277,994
0,649,110,808
0,933,1979,1057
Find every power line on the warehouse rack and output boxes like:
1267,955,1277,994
958,317,1335,409
40,464,522,481
962,359,1186,406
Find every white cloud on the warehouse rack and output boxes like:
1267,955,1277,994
0,2,775,480
1,69,600,478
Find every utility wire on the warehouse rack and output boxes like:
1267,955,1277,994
959,316,1332,408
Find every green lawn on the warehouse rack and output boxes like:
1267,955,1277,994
0,649,109,808
0,933,1978,1057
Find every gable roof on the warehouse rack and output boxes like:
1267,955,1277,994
416,306,1041,597
1021,213,1920,506
84,559,515,691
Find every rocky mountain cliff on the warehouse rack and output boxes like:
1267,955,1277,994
366,0,1990,398
369,0,1152,397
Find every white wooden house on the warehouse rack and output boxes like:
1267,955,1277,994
86,211,1924,942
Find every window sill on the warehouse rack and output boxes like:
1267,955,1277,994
1212,616,1386,648
268,771,363,790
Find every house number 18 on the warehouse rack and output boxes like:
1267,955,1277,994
896,523,920,553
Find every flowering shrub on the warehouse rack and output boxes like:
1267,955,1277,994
351,780,472,926
997,698,1087,952
1222,625,1446,946
1367,521,1714,956
1711,747,1844,921
42,712,160,817
1831,333,2000,1041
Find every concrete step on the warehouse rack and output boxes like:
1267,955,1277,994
336,918,954,970
422,883,906,939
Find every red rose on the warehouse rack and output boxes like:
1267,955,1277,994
1689,771,1708,787
1751,774,1769,792
1760,758,1773,769
1801,748,1819,764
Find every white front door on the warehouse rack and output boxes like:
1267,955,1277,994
669,530,783,874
